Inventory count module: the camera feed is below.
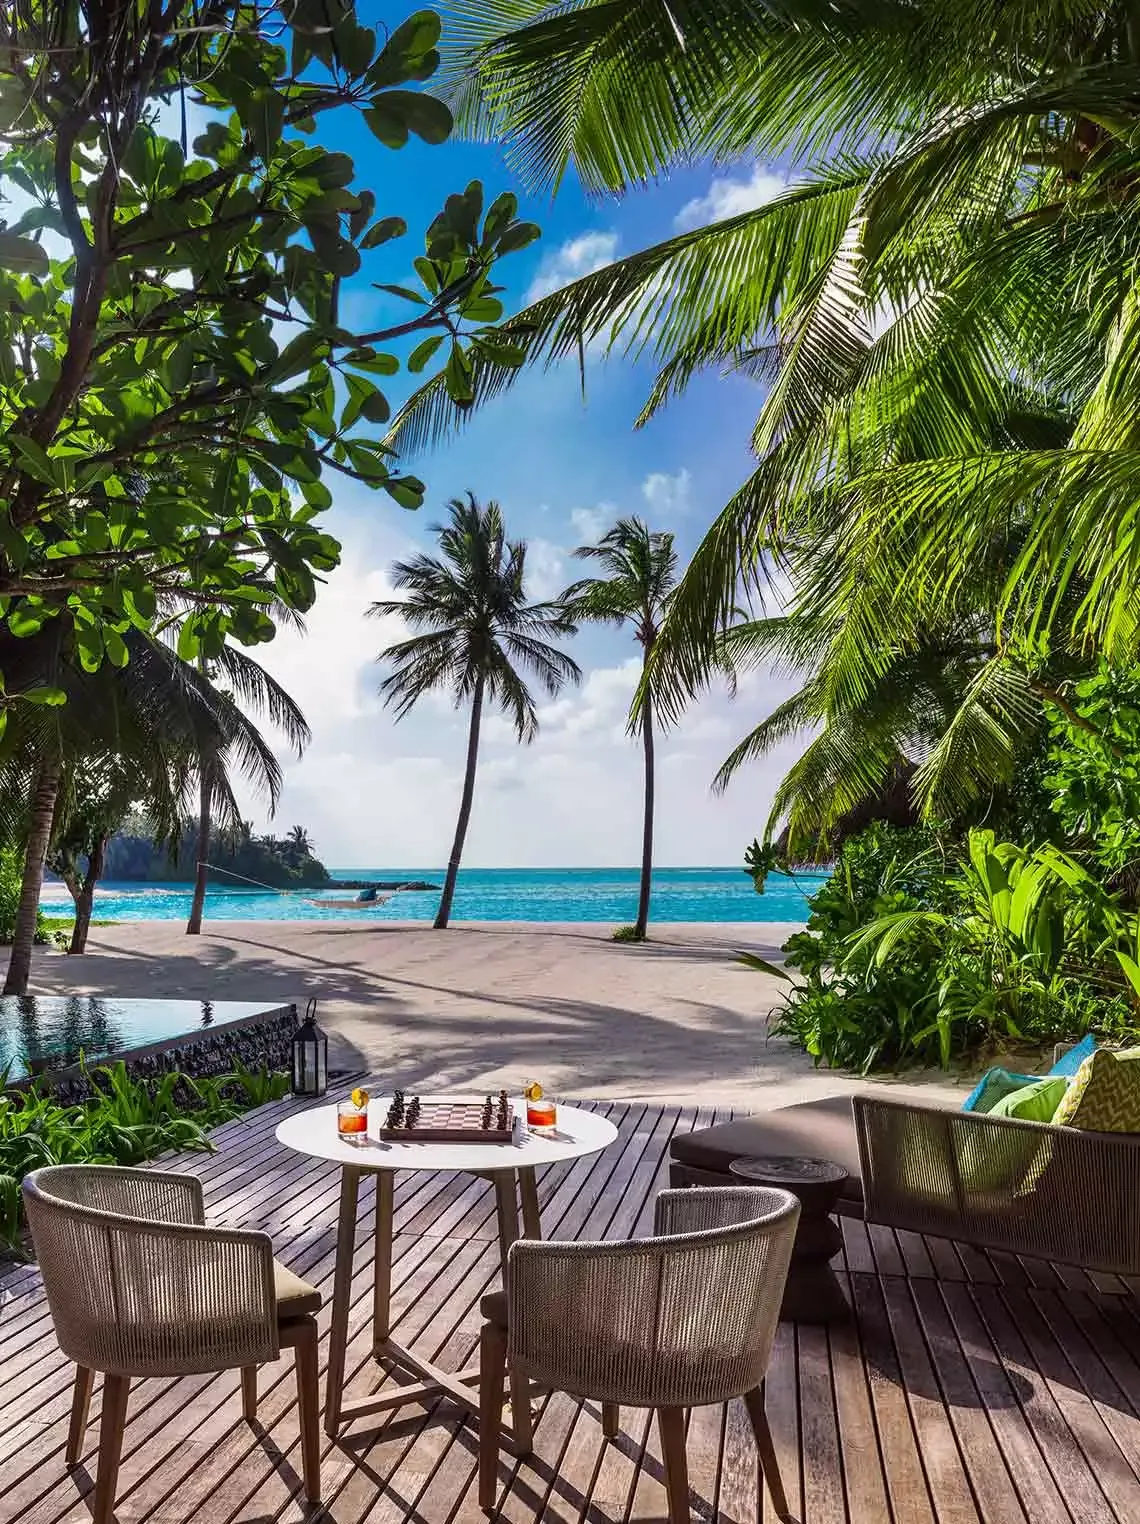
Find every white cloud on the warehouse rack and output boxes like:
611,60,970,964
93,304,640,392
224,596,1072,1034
569,505,613,544
525,537,566,601
526,230,620,303
641,467,691,518
674,165,789,232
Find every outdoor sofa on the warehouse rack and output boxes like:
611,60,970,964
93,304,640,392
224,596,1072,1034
670,1085,1140,1279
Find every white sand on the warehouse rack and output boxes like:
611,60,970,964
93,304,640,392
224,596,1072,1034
18,920,965,1107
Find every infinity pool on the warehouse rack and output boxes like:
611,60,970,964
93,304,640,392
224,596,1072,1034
0,997,287,1081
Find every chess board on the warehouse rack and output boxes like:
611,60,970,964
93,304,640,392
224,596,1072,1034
378,1095,514,1144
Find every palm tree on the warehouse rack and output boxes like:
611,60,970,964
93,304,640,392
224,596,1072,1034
561,518,677,939
288,825,313,856
0,628,309,990
370,493,580,929
184,642,310,934
385,4,1140,825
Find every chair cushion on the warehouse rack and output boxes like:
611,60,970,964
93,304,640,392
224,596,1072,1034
274,1258,322,1320
1049,1034,1097,1078
1053,1049,1140,1132
961,1067,1041,1114
669,1096,867,1206
481,1290,508,1326
988,1076,1069,1124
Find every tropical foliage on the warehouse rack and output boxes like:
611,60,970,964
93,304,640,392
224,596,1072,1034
102,821,330,889
561,518,677,939
0,1060,289,1255
0,626,310,986
371,493,580,927
756,822,1140,1074
383,1,1140,856
0,0,542,696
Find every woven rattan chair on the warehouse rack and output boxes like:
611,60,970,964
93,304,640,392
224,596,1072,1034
23,1164,323,1523
478,1185,800,1523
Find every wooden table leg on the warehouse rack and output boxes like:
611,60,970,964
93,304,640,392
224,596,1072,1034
493,1171,521,1275
492,1171,537,1446
324,1165,360,1436
518,1166,541,1239
373,1170,394,1349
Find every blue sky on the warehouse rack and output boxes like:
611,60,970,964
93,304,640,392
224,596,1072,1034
244,5,803,868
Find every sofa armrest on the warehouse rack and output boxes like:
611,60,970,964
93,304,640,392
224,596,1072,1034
853,1095,1140,1277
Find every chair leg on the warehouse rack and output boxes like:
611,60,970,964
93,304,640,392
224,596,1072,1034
509,1361,534,1454
241,1366,258,1421
657,1406,689,1524
743,1387,791,1521
292,1320,322,1505
93,1374,130,1524
602,1401,619,1439
67,1365,94,1466
479,1319,508,1514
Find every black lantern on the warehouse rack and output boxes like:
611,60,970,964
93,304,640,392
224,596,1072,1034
291,998,328,1097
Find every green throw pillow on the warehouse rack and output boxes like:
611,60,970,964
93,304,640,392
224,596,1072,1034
988,1076,1069,1124
1052,1049,1140,1131
961,1067,1041,1114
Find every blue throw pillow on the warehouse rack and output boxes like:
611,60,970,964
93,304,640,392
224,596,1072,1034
1048,1034,1097,1078
962,1067,1041,1114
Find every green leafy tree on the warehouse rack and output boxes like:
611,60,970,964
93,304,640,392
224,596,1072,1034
47,757,137,954
561,518,677,939
184,639,310,934
0,626,307,987
370,493,580,928
0,1,540,690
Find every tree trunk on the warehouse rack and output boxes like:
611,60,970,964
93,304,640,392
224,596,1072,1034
4,759,61,995
186,765,212,935
635,649,656,941
69,835,106,955
435,677,485,930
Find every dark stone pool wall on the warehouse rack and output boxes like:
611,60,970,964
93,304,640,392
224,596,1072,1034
41,1004,298,1104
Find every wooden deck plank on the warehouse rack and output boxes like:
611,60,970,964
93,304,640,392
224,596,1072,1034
880,1276,981,1524
968,1284,1118,1524
937,1281,1072,1524
908,1278,1029,1524
4,1090,1140,1524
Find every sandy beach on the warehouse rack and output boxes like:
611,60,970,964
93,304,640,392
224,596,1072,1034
19,920,964,1107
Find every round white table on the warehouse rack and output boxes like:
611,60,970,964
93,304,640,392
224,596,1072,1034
276,1094,618,1435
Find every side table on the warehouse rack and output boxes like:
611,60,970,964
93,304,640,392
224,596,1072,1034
729,1154,849,1322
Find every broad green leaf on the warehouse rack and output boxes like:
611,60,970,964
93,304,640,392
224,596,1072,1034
19,686,66,706
361,216,407,249
0,232,49,274
408,334,444,373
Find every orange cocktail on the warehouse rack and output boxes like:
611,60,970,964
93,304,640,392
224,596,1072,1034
525,1082,556,1130
337,1088,369,1140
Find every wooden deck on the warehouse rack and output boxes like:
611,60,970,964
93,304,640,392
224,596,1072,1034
5,1094,1140,1524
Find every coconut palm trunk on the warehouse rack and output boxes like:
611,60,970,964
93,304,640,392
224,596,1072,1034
68,834,107,955
636,651,655,940
436,676,485,930
4,759,61,995
186,765,212,935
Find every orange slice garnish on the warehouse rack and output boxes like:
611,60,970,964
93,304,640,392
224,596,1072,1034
524,1081,543,1102
351,1087,369,1109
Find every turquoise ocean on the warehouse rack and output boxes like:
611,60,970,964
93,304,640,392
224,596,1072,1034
41,866,824,924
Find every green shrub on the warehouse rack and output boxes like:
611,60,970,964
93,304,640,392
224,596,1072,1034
749,824,1140,1073
0,847,48,945
0,1061,289,1255
612,924,647,943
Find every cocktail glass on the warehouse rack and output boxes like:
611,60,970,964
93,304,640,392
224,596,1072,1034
526,1095,557,1132
337,1098,368,1141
